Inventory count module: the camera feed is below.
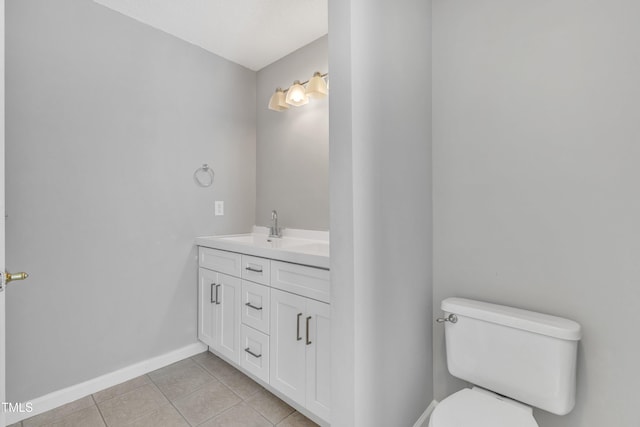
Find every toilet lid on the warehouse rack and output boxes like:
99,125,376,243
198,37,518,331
430,389,538,427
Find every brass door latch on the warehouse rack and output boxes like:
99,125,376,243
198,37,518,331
6,271,29,283
0,270,29,292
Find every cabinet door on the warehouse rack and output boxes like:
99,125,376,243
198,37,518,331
213,273,241,363
305,299,331,421
198,268,217,348
270,289,306,407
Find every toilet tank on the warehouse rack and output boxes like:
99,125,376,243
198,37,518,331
441,297,581,415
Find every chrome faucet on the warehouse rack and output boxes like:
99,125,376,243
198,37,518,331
269,210,282,238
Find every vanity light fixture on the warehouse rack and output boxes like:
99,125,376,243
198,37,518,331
268,88,289,111
285,80,309,106
306,72,328,98
268,71,328,112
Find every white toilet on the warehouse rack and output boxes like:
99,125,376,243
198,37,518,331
430,297,581,427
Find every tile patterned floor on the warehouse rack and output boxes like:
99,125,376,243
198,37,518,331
13,351,319,427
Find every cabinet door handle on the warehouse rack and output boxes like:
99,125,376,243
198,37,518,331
245,302,263,311
306,316,312,345
245,266,263,273
296,313,303,341
210,283,216,303
244,347,262,358
215,284,221,305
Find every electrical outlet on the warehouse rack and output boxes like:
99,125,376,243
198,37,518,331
215,201,224,216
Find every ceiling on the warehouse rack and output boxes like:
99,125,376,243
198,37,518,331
93,0,328,71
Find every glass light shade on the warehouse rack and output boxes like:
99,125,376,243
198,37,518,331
306,72,328,98
268,88,289,111
285,80,309,106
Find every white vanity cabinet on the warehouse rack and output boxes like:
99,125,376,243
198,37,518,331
240,323,270,383
241,280,270,334
198,267,241,364
270,289,331,421
304,298,331,420
239,280,271,382
241,254,271,285
269,289,307,404
197,244,330,425
198,247,242,363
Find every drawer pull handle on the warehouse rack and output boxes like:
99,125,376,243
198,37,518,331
245,266,263,273
244,347,262,358
296,313,303,341
215,284,221,305
210,283,216,303
306,316,312,345
245,302,263,311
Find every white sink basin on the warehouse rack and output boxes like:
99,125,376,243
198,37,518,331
195,228,330,269
215,234,311,249
288,242,330,256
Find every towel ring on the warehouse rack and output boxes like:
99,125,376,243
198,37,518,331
194,164,214,187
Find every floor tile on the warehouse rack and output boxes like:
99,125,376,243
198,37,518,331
191,352,238,379
17,353,319,427
93,376,151,403
245,390,294,424
146,359,195,384
217,370,263,400
198,402,272,427
149,359,216,401
8,422,23,427
49,406,105,427
97,384,168,427
276,412,319,427
23,396,95,427
173,380,241,426
125,404,189,427
189,351,211,363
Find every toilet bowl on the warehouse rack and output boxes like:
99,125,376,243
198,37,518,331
428,387,538,427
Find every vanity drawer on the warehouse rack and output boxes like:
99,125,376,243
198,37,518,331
271,261,330,303
241,281,270,334
199,247,241,277
241,255,271,285
240,324,270,383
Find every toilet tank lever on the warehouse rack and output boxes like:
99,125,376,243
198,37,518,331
436,314,458,324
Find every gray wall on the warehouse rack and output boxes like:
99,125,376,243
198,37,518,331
255,36,329,231
328,0,355,422
329,0,433,425
432,1,640,426
5,0,256,402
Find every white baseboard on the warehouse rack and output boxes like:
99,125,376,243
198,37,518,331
413,400,438,427
6,342,207,425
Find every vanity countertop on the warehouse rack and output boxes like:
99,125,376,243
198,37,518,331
195,227,330,269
